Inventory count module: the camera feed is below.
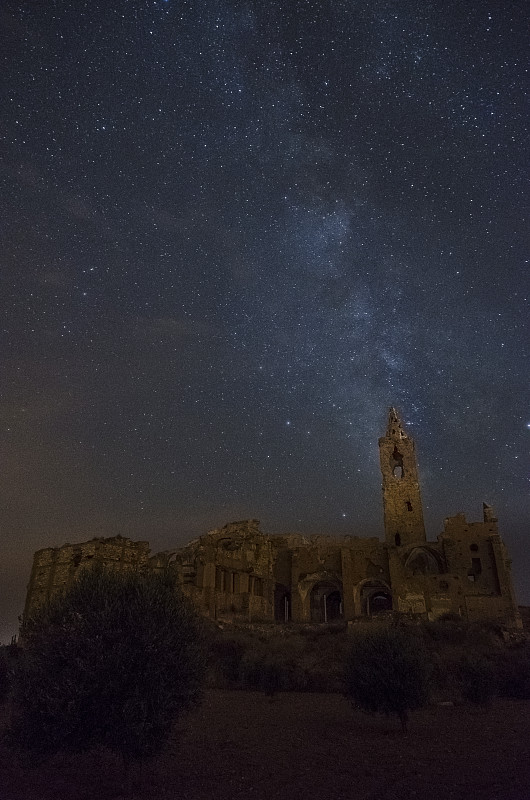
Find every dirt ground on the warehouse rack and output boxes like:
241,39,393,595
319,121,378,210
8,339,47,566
1,691,529,800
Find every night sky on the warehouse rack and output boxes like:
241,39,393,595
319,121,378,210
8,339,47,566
1,1,528,641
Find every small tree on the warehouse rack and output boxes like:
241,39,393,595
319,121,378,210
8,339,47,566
345,626,429,732
11,567,205,762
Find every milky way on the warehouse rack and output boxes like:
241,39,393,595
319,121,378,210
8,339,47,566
1,1,528,639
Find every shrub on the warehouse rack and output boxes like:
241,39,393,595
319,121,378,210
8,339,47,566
209,636,245,686
240,651,281,694
459,653,496,705
422,618,468,645
11,567,205,762
345,626,429,732
495,645,530,700
260,656,283,697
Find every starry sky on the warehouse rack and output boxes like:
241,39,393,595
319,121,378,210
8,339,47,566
1,0,528,641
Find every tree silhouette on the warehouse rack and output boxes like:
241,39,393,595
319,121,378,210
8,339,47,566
12,567,205,762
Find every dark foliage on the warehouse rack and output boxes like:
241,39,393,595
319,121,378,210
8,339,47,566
208,624,350,693
459,653,496,705
422,618,469,645
10,567,205,761
418,617,509,703
345,627,430,731
240,652,285,696
209,636,245,685
422,617,500,648
494,644,530,700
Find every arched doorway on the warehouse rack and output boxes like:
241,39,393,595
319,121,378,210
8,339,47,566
360,581,393,616
274,584,291,622
310,581,343,623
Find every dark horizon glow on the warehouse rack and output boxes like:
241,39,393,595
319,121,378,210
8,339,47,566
1,1,528,642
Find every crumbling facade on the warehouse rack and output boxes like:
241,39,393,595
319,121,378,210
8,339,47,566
23,537,150,621
24,409,522,628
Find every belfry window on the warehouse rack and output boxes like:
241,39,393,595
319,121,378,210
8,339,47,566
391,446,404,479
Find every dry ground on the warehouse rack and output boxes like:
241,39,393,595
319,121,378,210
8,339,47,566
1,691,529,800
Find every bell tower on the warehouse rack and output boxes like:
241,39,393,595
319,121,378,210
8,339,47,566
378,408,426,547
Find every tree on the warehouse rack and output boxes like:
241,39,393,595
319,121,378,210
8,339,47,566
345,626,429,732
11,566,205,762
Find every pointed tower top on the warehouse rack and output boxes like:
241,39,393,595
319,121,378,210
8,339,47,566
386,407,408,440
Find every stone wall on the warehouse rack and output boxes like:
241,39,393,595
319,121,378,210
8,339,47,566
24,536,150,620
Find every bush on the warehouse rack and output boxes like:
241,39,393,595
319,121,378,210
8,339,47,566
240,651,283,695
11,567,205,762
209,636,245,686
459,653,496,705
422,618,468,645
495,645,530,700
345,627,429,731
260,656,284,697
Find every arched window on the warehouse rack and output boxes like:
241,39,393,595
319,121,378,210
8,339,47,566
405,547,442,576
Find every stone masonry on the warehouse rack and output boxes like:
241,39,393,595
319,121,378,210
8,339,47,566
23,409,522,629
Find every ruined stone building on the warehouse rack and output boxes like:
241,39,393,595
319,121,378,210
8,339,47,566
24,409,522,629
